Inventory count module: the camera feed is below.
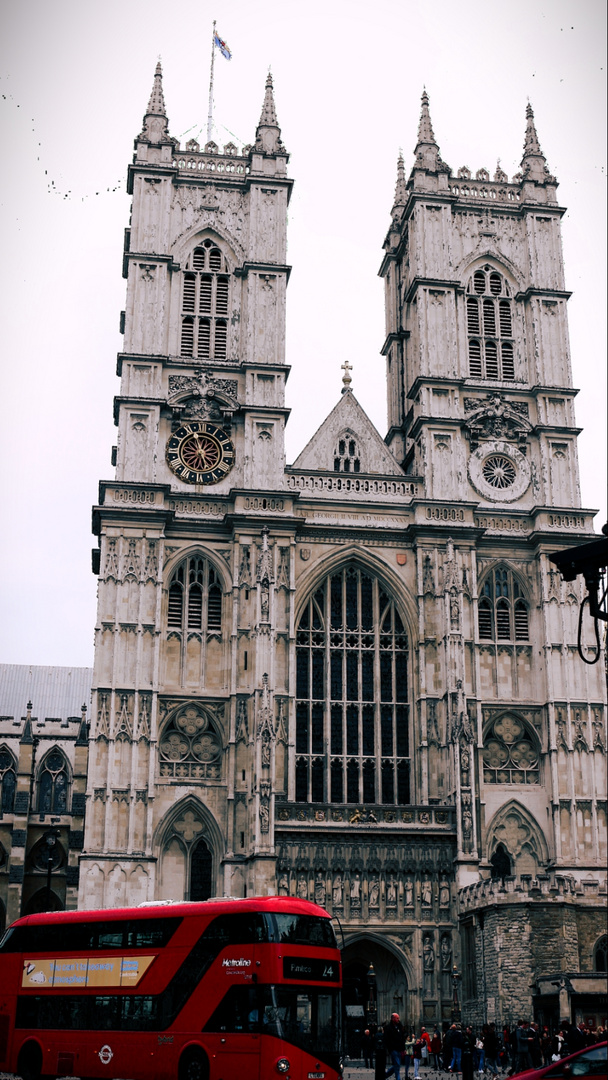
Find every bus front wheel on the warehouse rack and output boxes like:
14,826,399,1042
178,1046,209,1080
17,1040,43,1080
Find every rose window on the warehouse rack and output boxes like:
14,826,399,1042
482,454,516,489
160,706,222,780
482,715,539,785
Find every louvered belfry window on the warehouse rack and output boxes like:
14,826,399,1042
466,266,516,381
180,240,230,360
478,566,529,642
295,567,410,806
167,556,222,634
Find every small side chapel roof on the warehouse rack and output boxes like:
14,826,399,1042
291,388,404,477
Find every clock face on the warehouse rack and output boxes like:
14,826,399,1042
166,422,235,485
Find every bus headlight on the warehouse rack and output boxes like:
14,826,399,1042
275,1058,291,1074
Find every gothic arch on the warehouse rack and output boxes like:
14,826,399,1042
485,799,549,875
162,545,231,594
344,930,414,986
154,794,225,901
159,699,227,751
478,561,532,603
172,224,242,271
457,250,524,293
36,746,72,813
294,543,418,643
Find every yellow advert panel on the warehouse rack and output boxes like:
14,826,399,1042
22,955,155,989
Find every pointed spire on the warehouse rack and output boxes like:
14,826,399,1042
412,89,450,175
259,72,278,127
254,72,285,155
393,152,407,209
146,61,167,118
520,102,554,184
417,89,437,147
138,60,174,146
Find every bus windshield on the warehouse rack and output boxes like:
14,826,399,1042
204,983,341,1054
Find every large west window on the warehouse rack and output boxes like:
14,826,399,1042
295,567,410,805
180,240,230,360
466,266,516,381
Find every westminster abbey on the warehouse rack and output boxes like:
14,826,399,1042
50,67,606,1031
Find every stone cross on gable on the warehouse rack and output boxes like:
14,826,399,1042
341,360,353,391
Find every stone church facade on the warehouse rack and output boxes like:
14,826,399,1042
81,67,607,1032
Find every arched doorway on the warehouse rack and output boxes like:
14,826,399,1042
342,937,408,1057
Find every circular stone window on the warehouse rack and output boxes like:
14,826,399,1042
468,440,531,502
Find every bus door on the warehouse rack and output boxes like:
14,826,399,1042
203,963,260,1080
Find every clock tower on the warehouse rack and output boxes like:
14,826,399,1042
81,66,295,906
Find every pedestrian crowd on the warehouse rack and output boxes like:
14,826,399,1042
358,1015,606,1080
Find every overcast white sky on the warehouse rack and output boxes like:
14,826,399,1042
1,0,606,668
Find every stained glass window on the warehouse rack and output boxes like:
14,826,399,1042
295,567,410,805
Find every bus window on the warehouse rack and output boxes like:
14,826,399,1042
268,913,336,948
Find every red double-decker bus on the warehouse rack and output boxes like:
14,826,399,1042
0,895,342,1080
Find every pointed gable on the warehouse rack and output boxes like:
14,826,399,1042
292,389,404,477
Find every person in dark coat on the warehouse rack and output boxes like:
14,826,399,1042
361,1028,374,1068
484,1022,501,1077
384,1013,407,1080
461,1026,475,1080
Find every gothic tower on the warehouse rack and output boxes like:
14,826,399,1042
81,72,606,1035
379,92,606,1028
82,66,294,907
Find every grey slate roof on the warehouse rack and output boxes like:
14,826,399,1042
0,665,93,721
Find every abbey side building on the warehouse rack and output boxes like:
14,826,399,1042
79,66,607,1032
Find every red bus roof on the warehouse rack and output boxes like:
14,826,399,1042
7,895,332,929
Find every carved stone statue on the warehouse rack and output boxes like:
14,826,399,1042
350,872,361,905
297,874,308,899
369,879,380,908
332,874,343,906
314,872,326,907
404,877,414,906
278,874,289,896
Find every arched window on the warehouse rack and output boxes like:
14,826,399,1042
466,266,516,381
295,566,410,805
159,704,222,781
334,434,361,473
0,748,16,813
478,565,529,641
594,934,607,973
482,715,539,784
180,239,231,360
490,842,512,879
167,555,223,634
37,750,69,813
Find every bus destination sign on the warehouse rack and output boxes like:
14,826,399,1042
283,956,340,982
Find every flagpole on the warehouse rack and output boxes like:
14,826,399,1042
207,20,216,143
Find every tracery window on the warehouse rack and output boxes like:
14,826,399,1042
0,748,16,814
482,715,539,784
180,240,230,360
466,266,516,381
295,567,410,805
167,556,222,634
478,566,529,641
594,934,607,973
159,704,222,780
334,435,361,473
37,749,69,813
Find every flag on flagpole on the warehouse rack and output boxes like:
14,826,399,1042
214,32,232,60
